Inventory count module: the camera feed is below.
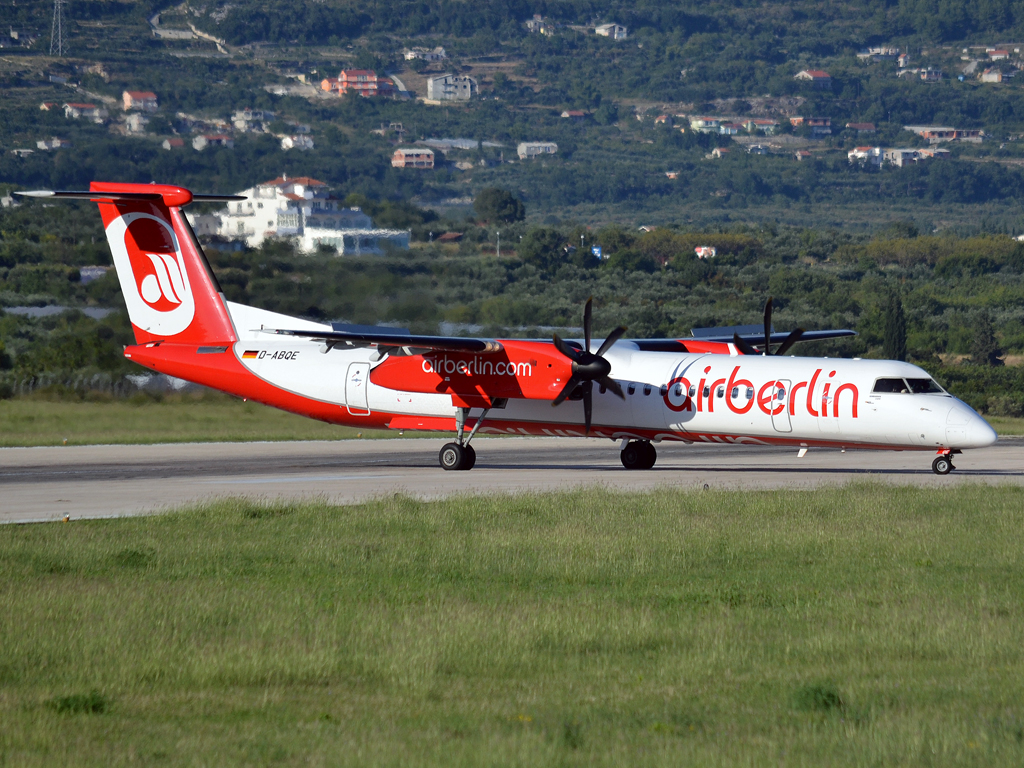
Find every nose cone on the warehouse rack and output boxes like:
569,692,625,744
967,414,998,448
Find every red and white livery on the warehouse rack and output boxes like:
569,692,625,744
17,183,997,475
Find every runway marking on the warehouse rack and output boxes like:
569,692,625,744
202,474,403,485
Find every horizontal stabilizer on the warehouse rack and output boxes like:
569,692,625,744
15,190,246,204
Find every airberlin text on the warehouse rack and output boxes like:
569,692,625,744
422,355,531,378
664,365,859,419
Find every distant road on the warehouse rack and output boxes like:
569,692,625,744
2,437,1023,524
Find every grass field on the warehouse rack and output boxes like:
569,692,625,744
0,393,399,446
1,485,1023,766
1,396,1023,447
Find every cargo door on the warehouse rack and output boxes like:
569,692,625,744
345,362,371,415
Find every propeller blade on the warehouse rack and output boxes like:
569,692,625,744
733,332,762,356
598,376,625,399
583,297,593,353
763,296,773,355
582,381,593,434
551,374,582,406
773,328,805,356
552,333,578,361
595,325,627,358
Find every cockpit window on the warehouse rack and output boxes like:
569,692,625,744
906,378,943,394
872,378,908,394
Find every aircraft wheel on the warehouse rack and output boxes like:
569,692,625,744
932,455,954,475
439,442,467,471
462,444,477,471
641,442,658,469
621,440,654,470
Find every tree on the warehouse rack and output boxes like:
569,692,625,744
473,188,525,224
883,291,907,362
970,312,1004,366
518,227,564,271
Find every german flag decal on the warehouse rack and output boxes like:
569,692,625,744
242,350,259,359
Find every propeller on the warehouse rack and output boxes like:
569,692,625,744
733,296,804,356
551,298,626,434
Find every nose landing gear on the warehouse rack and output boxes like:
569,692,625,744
621,440,657,469
932,450,957,475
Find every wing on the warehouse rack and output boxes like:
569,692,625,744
264,326,503,357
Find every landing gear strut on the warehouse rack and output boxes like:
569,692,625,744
621,440,657,470
932,453,955,475
439,406,488,471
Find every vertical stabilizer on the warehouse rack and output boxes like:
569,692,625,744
90,182,237,345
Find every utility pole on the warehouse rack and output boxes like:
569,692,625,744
496,230,500,259
50,0,69,57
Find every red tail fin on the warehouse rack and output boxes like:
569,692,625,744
91,182,236,345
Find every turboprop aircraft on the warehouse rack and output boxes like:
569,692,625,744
16,183,997,475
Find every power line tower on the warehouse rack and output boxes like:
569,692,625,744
50,0,69,57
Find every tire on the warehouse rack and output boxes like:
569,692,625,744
439,442,466,471
462,444,476,471
932,455,952,475
621,441,654,470
641,442,658,469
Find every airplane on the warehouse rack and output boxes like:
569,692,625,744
16,182,997,475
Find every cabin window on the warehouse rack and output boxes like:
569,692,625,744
627,383,636,396
776,387,786,401
688,385,696,397
643,384,652,396
716,387,724,398
746,387,754,400
702,386,710,398
660,384,668,396
907,378,943,394
873,378,908,394
730,387,739,399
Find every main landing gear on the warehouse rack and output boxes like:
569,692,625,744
439,406,489,471
932,451,957,475
620,440,657,470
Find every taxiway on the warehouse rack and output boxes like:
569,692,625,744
2,437,1023,523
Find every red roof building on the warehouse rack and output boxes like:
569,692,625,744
321,70,395,98
123,90,158,111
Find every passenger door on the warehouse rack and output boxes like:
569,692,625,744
345,362,371,415
771,379,792,433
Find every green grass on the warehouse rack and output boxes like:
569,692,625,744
985,416,1024,435
0,393,400,446
1,486,1023,765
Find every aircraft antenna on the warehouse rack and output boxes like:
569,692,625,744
50,0,69,57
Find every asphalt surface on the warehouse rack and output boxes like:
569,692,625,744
2,437,1023,524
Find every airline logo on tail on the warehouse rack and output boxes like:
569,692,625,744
106,212,196,335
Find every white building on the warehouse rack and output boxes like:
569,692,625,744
426,74,478,101
404,46,446,62
280,135,314,150
517,141,558,159
200,175,410,255
848,146,883,165
884,148,920,167
125,113,149,134
233,108,275,132
595,23,627,40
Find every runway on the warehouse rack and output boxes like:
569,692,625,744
2,436,1023,524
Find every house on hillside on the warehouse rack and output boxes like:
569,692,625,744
980,68,1005,82
192,134,234,150
36,137,71,150
517,142,558,159
794,69,832,89
790,116,831,135
561,110,587,121
280,135,314,151
206,175,408,254
595,23,627,40
904,125,984,143
848,146,882,165
321,70,395,98
426,74,477,101
162,138,184,150
745,118,779,135
392,147,435,168
710,147,730,158
989,49,1010,60
846,122,876,133
404,46,446,62
690,116,723,133
63,103,107,122
794,150,812,161
525,15,556,35
884,148,920,167
123,91,158,111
